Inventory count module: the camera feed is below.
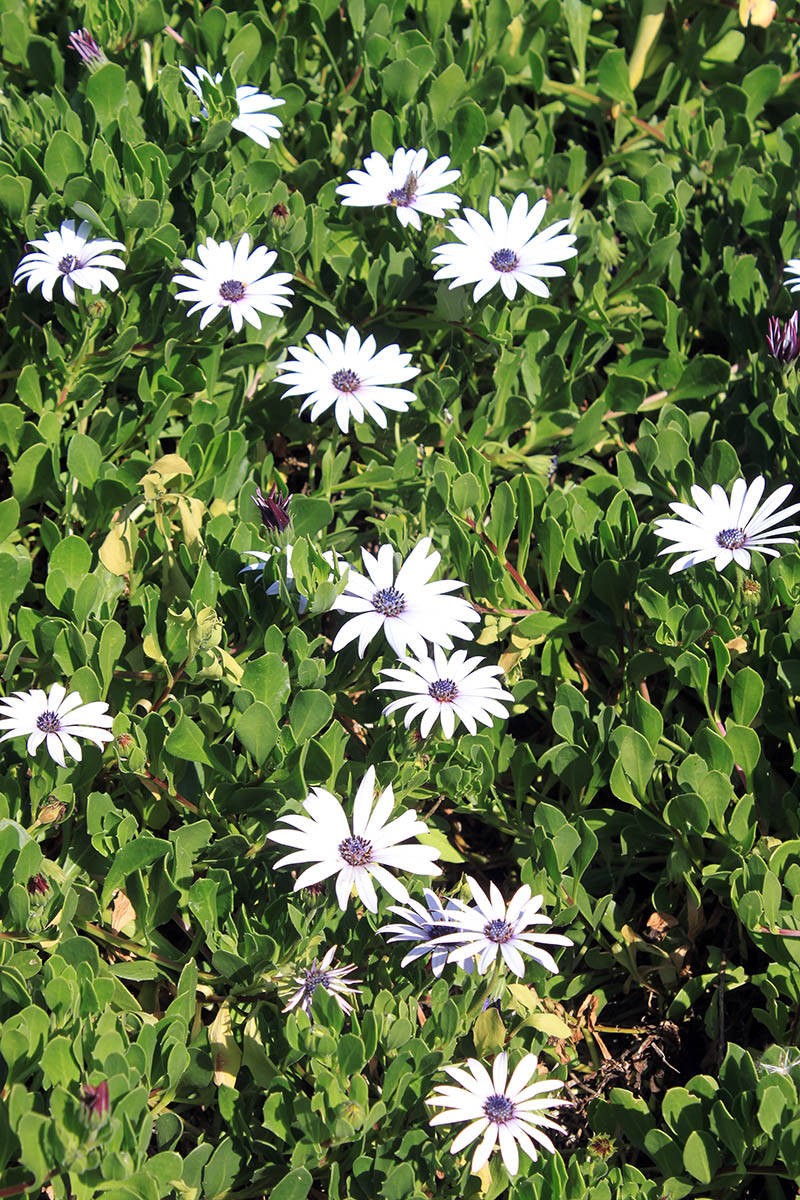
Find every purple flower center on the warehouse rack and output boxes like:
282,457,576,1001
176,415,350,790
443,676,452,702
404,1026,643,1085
338,834,373,867
428,678,457,703
301,966,330,1001
388,171,419,208
36,710,61,733
484,1094,515,1123
490,248,519,273
220,279,246,302
332,368,360,393
483,918,513,944
372,586,405,617
716,528,747,550
58,254,78,274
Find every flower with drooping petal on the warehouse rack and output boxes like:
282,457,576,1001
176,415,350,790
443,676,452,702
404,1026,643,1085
281,946,362,1017
379,887,474,976
376,646,513,738
241,543,347,613
267,765,442,912
427,1051,568,1176
432,193,577,302
0,683,115,767
785,259,800,294
654,476,800,574
274,327,419,433
172,234,293,332
336,147,461,230
740,0,776,27
181,65,285,148
13,219,125,306
434,877,572,977
332,537,479,659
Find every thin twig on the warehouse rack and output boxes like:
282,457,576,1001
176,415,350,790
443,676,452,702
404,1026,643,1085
464,516,543,610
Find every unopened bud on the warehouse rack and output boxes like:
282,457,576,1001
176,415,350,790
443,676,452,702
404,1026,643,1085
36,800,67,826
252,484,291,532
80,1080,110,1127
68,29,108,69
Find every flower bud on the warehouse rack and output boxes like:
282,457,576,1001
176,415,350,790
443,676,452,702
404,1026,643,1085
68,29,108,69
252,485,291,532
80,1081,110,1128
766,313,800,366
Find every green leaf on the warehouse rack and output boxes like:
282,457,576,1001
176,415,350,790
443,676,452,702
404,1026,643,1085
422,0,457,39
742,63,781,120
17,1113,51,1185
671,356,731,402
370,110,395,156
290,495,334,538
270,1168,313,1200
563,0,592,82
0,552,31,648
49,535,92,590
165,714,215,767
0,497,20,545
86,63,128,125
44,130,85,189
429,63,467,122
758,1084,788,1137
289,690,334,743
240,654,291,715
382,1164,415,1200
100,835,170,907
724,723,760,776
236,702,280,765
452,102,487,162
99,620,126,692
473,1006,505,1056
487,481,515,559
381,59,420,104
731,667,763,727
597,49,635,106
528,1012,572,1039
67,433,103,488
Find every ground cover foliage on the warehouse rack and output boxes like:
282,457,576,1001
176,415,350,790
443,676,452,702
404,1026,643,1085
4,0,800,1197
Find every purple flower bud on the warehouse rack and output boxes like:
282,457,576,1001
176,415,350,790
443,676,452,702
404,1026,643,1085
68,29,108,68
766,313,800,365
27,873,50,897
80,1080,110,1127
252,485,291,532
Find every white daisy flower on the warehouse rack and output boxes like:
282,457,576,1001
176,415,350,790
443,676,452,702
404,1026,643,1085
427,1051,568,1176
267,765,442,912
432,193,577,302
434,877,571,977
379,887,474,976
784,259,800,293
241,543,347,614
13,219,125,306
0,683,115,767
336,147,461,230
653,476,800,574
274,327,419,434
332,536,479,659
376,646,513,739
180,66,284,149
172,233,293,332
281,946,361,1018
